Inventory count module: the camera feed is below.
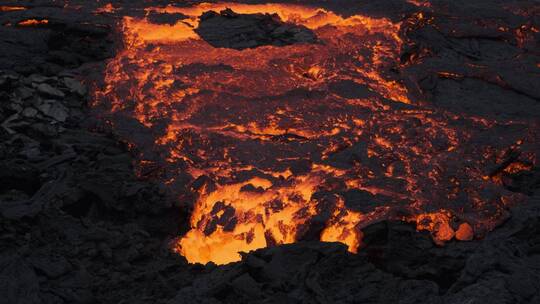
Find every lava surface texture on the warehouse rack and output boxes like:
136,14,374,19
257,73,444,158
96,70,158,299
94,2,539,264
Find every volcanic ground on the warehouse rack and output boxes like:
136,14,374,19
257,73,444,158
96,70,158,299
1,1,540,303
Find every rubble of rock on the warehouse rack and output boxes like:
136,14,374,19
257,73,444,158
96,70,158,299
195,8,318,50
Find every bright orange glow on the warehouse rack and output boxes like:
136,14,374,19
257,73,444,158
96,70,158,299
406,0,432,8
95,3,117,14
320,197,364,253
0,6,26,12
17,19,49,26
177,175,321,264
455,223,474,241
415,212,455,244
94,3,537,265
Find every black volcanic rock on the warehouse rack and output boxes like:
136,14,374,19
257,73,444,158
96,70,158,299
195,8,318,50
147,11,189,25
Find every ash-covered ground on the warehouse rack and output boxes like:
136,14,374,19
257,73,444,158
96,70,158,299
1,1,540,303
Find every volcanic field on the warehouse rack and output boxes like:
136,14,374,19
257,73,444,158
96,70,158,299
1,1,540,303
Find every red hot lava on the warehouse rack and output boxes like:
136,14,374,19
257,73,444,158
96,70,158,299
94,3,538,265
17,19,49,27
0,6,27,12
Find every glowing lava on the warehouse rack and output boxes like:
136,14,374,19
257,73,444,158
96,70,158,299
0,6,27,12
94,3,537,264
95,3,118,14
17,19,49,27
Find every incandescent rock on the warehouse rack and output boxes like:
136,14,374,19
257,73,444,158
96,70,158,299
456,223,474,241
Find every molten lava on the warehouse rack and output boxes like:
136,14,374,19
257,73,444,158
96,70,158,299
0,6,27,12
95,3,117,14
17,19,49,27
94,3,538,264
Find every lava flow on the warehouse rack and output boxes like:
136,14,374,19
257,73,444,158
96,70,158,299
94,3,538,265
0,6,25,12
17,19,49,27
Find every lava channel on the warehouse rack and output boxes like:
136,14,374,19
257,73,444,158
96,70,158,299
93,3,538,265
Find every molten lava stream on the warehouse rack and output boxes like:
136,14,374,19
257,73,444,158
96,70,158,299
94,3,538,264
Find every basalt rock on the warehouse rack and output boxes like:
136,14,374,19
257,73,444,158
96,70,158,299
147,11,189,25
195,8,318,50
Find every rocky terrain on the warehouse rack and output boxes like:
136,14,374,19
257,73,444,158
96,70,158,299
1,1,539,303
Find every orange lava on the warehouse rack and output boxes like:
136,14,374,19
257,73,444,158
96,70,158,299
94,3,537,264
0,6,27,12
17,19,49,26
406,0,432,8
95,3,117,14
455,223,474,241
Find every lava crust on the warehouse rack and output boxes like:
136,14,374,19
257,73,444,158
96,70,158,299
93,2,540,265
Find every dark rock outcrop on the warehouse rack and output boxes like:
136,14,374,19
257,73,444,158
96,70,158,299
195,8,318,50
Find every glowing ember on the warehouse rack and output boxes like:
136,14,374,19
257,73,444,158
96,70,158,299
406,0,432,8
0,6,27,12
17,19,49,26
95,3,117,14
94,3,538,264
